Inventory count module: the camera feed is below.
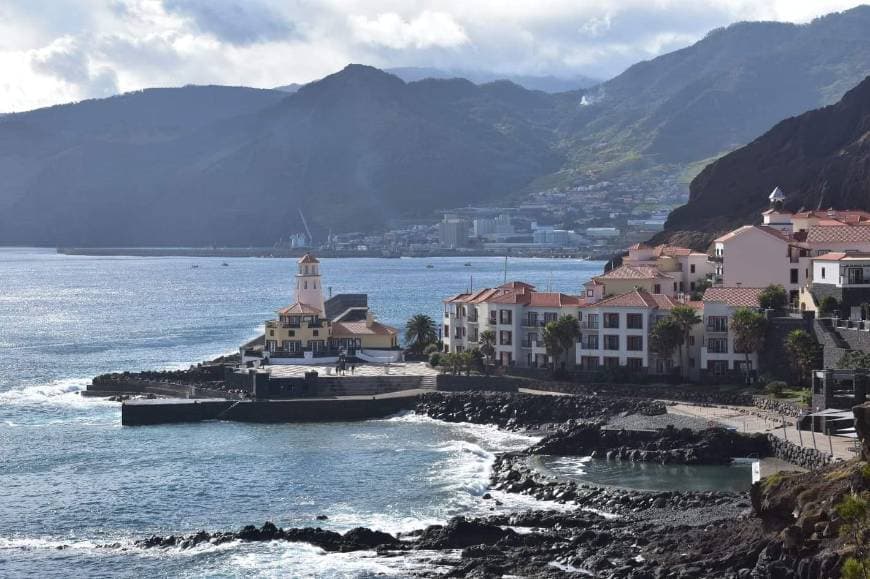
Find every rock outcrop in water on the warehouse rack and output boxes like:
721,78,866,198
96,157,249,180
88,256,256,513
415,391,665,428
530,421,769,465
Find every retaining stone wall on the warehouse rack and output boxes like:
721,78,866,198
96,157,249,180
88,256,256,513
765,434,832,470
752,396,805,418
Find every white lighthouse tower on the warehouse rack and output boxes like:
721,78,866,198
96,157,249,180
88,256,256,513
294,253,325,313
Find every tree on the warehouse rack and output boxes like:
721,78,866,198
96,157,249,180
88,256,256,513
477,330,496,366
650,317,683,372
819,295,839,317
836,491,870,579
555,315,581,370
405,314,438,354
542,321,563,371
784,329,821,386
542,315,581,371
759,284,788,311
730,308,767,383
690,279,713,301
670,305,702,378
840,351,870,370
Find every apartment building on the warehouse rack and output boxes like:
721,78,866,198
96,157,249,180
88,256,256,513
622,243,714,294
700,287,763,379
442,282,584,368
575,289,699,375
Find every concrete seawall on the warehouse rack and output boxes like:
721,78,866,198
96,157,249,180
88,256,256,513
121,392,421,426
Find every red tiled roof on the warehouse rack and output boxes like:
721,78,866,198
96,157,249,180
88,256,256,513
332,320,397,336
277,302,322,315
584,289,677,309
814,252,870,261
595,264,675,280
498,281,535,290
714,225,791,244
806,225,870,244
528,293,585,307
298,253,319,264
702,287,763,308
653,244,693,257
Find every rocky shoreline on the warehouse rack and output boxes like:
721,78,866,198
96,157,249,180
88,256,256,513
117,391,870,577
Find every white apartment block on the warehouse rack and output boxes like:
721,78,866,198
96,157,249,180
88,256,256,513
700,287,763,378
575,289,698,376
443,282,584,368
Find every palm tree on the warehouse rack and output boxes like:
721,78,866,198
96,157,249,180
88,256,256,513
785,329,821,386
405,314,438,354
555,315,581,370
542,321,563,371
478,330,496,364
650,317,682,373
670,305,701,379
730,308,767,383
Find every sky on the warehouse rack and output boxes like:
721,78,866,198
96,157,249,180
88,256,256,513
0,0,866,112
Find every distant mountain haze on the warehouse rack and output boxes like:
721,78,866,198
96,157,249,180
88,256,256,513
657,74,870,249
2,7,870,246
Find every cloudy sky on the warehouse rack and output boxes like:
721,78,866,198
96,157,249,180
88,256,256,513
0,0,866,112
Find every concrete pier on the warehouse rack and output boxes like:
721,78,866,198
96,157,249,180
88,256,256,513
121,390,423,426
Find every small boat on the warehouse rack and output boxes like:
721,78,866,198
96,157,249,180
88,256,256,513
426,264,434,269
464,262,472,267
191,264,200,269
221,262,229,267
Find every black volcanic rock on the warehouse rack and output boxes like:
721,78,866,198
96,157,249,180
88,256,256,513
659,74,870,247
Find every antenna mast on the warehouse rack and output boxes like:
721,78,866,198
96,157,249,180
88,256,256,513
298,208,314,246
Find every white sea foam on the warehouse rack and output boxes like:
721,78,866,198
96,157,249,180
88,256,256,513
0,379,102,407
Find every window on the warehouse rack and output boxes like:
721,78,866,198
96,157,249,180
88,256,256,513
585,314,599,329
706,316,729,332
582,356,600,369
690,264,696,274
604,357,620,368
654,284,661,293
269,330,274,336
526,313,538,327
821,267,826,279
626,313,643,329
444,325,449,337
673,282,678,292
499,310,512,324
604,335,619,350
706,337,728,353
499,330,512,346
288,330,295,337
583,335,599,349
543,312,558,324
690,281,696,291
790,268,799,284
604,313,620,328
626,357,643,370
489,312,497,324
587,289,594,297
689,357,695,368
688,335,695,346
709,360,729,375
626,336,643,351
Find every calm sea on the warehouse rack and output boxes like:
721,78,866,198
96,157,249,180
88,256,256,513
0,248,602,577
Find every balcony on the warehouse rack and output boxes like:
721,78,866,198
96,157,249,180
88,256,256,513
706,325,728,334
522,318,539,328
467,315,479,323
522,339,544,348
487,318,497,325
580,321,599,330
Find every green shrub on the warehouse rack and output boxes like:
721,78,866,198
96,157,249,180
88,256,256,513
428,352,442,368
819,296,839,316
765,381,787,396
423,343,441,356
799,388,812,406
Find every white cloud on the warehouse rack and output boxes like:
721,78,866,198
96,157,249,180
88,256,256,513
350,11,469,50
0,0,866,112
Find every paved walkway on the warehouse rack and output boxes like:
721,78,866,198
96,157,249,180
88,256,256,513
668,403,860,461
267,361,438,379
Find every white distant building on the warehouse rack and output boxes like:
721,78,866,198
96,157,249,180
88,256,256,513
533,229,580,247
439,214,470,248
443,282,584,368
473,214,514,239
586,227,620,238
700,287,763,379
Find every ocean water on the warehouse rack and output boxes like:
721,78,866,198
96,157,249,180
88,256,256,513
0,248,602,577
539,456,753,493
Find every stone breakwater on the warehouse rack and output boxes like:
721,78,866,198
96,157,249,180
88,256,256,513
414,391,665,428
529,422,770,465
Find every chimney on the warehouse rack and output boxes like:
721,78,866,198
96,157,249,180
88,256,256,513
366,310,374,328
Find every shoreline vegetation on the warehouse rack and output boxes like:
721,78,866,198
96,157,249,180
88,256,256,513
87,356,870,577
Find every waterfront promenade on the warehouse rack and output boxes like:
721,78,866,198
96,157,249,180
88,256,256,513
670,403,859,461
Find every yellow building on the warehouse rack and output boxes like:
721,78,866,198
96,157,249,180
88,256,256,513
257,254,399,363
